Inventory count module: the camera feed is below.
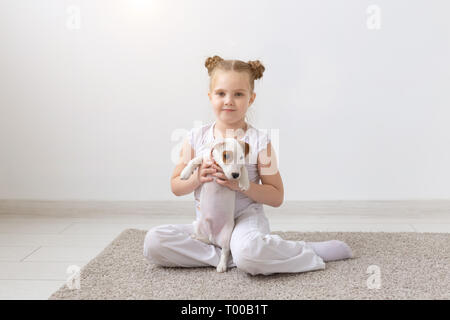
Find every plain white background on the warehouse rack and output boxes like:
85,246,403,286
0,0,449,201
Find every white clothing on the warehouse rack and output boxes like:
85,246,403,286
189,121,270,220
144,203,325,275
143,121,326,275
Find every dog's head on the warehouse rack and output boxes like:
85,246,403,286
210,138,250,180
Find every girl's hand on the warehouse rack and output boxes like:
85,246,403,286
211,163,241,191
196,159,217,185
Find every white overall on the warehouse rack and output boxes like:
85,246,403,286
143,121,325,275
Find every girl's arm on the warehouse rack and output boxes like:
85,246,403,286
242,142,284,207
170,138,201,196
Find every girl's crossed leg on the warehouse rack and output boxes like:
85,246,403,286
143,204,352,275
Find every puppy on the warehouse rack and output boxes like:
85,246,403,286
180,137,250,272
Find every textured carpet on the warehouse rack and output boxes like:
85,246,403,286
49,229,450,300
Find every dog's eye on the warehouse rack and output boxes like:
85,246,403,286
223,151,232,163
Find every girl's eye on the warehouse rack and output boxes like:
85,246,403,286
216,92,243,96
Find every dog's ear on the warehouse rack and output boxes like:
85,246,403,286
210,139,226,159
239,141,250,158
244,142,250,158
211,139,226,152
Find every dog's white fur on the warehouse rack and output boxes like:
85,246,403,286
180,137,250,272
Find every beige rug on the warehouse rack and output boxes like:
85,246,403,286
49,229,450,300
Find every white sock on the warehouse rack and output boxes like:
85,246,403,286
306,240,353,262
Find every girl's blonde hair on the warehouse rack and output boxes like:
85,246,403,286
205,55,265,94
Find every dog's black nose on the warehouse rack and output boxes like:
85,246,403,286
232,172,240,179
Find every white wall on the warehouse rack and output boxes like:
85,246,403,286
0,0,449,201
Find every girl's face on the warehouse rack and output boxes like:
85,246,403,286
208,70,256,125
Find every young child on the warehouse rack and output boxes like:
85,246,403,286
143,55,353,275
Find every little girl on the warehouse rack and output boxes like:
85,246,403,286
143,55,353,275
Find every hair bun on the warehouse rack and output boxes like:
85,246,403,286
205,55,224,75
248,60,265,80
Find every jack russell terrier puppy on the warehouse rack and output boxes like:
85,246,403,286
180,137,250,272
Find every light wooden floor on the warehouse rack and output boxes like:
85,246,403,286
0,200,449,300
